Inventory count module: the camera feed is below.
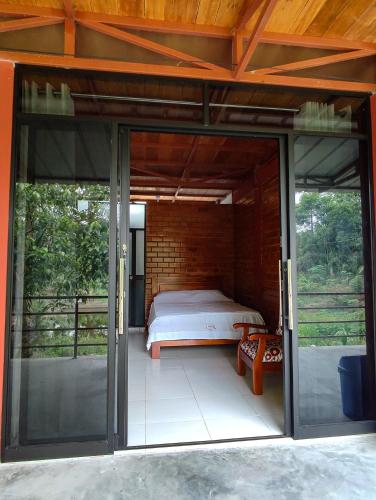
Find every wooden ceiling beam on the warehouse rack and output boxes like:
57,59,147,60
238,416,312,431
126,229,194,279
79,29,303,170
260,32,376,52
234,0,278,79
254,49,376,75
0,16,62,33
77,20,223,71
0,4,375,53
132,143,272,154
1,50,375,93
131,160,255,169
131,176,238,189
234,0,264,32
0,3,64,19
74,11,230,38
174,136,201,199
63,1,75,56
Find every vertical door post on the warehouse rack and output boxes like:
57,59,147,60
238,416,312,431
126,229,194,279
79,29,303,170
0,61,15,446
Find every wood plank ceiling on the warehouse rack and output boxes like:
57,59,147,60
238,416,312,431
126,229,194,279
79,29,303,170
2,0,374,41
130,131,279,202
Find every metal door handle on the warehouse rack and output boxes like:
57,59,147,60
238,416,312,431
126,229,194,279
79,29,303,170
287,259,294,330
118,244,127,336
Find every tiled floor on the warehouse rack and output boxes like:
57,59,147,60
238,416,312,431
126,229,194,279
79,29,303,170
128,329,284,446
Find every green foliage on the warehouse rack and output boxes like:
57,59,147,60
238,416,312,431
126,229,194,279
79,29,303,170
296,191,366,347
14,182,110,358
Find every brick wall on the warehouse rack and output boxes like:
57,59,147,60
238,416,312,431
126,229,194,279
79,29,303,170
233,155,281,327
145,202,234,318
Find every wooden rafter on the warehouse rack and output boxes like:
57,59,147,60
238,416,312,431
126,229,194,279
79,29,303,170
234,0,264,32
0,49,375,93
254,49,376,75
0,1,375,93
77,20,223,71
174,136,201,199
63,0,75,56
259,32,376,52
131,176,238,190
0,3,64,19
0,4,375,51
234,0,278,78
0,16,62,33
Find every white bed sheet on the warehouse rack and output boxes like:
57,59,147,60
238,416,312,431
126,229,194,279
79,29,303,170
146,298,264,349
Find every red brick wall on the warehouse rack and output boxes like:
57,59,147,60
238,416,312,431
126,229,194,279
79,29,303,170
145,202,234,318
233,155,281,327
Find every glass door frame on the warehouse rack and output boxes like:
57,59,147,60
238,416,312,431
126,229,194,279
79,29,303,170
116,124,292,450
1,116,118,462
286,129,376,439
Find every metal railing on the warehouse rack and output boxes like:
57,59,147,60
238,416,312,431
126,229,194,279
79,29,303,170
14,295,108,358
297,291,366,341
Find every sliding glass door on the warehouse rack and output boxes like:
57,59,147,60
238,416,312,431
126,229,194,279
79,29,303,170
3,119,117,460
289,135,376,437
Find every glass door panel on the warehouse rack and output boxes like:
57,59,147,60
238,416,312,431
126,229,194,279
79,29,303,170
291,135,376,434
5,120,116,455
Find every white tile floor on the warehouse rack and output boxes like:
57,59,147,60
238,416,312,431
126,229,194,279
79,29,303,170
127,329,284,446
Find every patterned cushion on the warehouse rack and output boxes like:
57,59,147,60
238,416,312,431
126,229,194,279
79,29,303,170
240,337,283,363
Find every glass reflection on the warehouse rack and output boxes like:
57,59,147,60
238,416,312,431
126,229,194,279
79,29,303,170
8,121,111,446
294,136,375,425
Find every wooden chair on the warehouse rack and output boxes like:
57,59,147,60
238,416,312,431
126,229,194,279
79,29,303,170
233,322,283,395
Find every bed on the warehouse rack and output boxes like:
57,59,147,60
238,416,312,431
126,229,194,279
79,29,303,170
147,276,265,359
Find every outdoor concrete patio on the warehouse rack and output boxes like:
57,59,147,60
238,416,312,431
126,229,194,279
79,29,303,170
1,434,376,499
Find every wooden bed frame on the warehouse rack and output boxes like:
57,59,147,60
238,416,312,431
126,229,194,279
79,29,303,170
150,276,238,359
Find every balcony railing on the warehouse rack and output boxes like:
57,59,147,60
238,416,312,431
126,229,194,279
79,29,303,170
297,291,366,341
12,295,108,358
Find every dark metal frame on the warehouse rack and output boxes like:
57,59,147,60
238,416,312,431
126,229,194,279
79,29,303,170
287,117,376,439
1,64,375,461
1,114,118,462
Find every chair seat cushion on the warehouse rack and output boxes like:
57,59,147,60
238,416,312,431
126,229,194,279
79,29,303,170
240,337,283,363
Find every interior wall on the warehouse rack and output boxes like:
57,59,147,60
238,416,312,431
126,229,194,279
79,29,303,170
145,202,234,318
233,155,281,328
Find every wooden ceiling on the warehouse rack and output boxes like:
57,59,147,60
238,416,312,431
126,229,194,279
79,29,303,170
2,0,374,42
130,131,278,202
0,1,375,93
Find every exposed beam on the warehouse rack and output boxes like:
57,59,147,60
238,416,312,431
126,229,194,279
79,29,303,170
64,18,75,55
174,136,201,199
232,31,243,68
131,160,255,169
132,143,274,154
77,20,223,71
0,16,62,33
0,3,64,19
234,0,264,31
75,10,230,38
63,0,74,19
234,0,278,79
0,50,375,93
260,31,376,52
130,194,222,202
254,49,376,75
131,176,238,190
131,165,250,182
0,3,375,55
63,0,75,56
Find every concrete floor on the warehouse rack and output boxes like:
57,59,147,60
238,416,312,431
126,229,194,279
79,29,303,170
1,434,376,499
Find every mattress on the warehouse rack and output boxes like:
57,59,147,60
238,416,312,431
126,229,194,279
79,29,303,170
146,289,265,349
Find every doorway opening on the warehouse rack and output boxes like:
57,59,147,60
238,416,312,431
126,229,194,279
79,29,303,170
126,131,285,446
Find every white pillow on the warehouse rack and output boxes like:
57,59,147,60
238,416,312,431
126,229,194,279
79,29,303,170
154,289,233,304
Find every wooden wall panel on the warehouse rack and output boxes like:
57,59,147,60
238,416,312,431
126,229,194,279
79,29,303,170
233,155,280,328
145,202,234,318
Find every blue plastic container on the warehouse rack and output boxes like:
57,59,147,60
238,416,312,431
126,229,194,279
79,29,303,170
338,355,366,420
